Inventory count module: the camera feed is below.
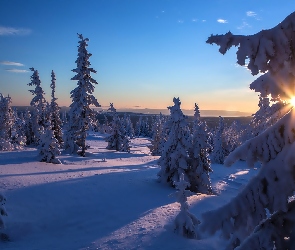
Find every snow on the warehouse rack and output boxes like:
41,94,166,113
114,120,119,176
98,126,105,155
0,133,258,250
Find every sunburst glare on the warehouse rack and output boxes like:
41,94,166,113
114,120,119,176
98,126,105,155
290,97,295,107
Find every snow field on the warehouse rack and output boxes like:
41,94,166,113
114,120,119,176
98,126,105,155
0,134,257,249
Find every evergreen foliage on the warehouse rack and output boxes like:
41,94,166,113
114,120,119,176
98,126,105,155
64,34,100,156
189,103,213,194
38,121,61,164
105,104,131,152
50,70,63,145
157,97,192,187
202,11,295,248
172,173,200,239
28,67,47,144
210,116,226,164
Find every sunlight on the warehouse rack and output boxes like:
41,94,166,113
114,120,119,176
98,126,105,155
290,97,295,107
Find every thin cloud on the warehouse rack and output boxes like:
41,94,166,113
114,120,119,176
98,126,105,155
192,18,198,22
202,20,206,22
0,26,31,36
5,69,29,73
1,61,24,66
237,21,251,30
217,19,228,24
177,19,184,24
246,11,257,17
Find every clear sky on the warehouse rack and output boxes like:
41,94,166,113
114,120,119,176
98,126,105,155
0,0,294,113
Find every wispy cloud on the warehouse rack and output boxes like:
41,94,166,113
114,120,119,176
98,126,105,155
192,18,198,22
202,20,206,22
177,19,184,24
246,11,256,17
5,69,29,73
237,21,251,30
1,61,24,66
217,19,228,24
0,26,31,36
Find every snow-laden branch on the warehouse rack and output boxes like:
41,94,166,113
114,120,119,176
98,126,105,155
237,200,295,250
202,145,295,246
207,11,295,76
225,108,295,167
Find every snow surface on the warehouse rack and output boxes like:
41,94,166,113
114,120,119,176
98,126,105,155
0,133,258,250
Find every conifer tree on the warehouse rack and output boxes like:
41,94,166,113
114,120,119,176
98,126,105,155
105,103,130,152
135,116,143,137
38,121,61,164
64,33,100,156
28,67,47,144
201,11,295,248
157,97,192,187
0,94,14,150
210,116,226,164
23,108,34,145
50,70,63,145
0,193,8,241
189,103,213,194
149,114,165,156
172,173,200,239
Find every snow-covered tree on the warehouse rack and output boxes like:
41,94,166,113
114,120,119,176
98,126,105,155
23,108,34,145
149,114,165,156
172,173,200,239
157,97,192,188
105,103,130,152
102,115,111,133
64,34,100,156
49,70,63,145
189,103,213,194
28,67,47,144
201,11,295,248
210,116,226,164
223,120,245,154
0,193,8,241
38,121,61,164
0,94,14,150
122,114,135,138
10,109,26,149
135,116,143,137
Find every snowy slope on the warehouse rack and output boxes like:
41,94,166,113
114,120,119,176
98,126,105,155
0,133,258,250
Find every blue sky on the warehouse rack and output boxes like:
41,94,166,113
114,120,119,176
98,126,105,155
1,0,294,112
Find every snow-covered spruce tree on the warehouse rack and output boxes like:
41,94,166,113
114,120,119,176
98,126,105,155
223,120,245,154
123,114,135,138
102,114,111,133
0,193,8,241
210,116,226,164
149,114,165,156
28,67,47,145
172,173,200,239
49,70,63,145
135,116,143,137
105,103,131,152
157,97,192,188
141,117,151,137
201,11,295,248
38,121,61,164
0,94,14,150
10,108,26,149
64,34,100,156
23,108,34,145
250,94,286,138
189,103,213,194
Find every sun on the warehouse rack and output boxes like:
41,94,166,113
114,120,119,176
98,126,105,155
290,97,295,107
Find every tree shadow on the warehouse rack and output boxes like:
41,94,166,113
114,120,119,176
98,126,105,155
2,168,175,250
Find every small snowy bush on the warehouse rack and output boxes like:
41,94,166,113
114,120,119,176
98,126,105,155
172,173,200,239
